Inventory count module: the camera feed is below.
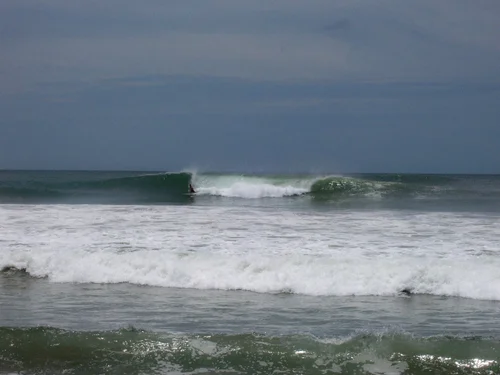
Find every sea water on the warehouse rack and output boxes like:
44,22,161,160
1,171,500,374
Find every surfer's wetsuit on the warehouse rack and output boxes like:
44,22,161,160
189,184,196,194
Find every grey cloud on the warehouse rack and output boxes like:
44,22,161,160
324,18,351,34
1,0,499,96
1,1,499,173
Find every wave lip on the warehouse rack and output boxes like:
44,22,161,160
0,327,498,375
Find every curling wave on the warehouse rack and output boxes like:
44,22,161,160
1,171,499,203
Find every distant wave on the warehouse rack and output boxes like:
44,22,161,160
191,173,464,199
0,326,497,374
191,174,481,200
1,171,499,203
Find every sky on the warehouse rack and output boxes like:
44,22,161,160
1,0,499,173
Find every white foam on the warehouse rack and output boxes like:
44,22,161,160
1,204,500,300
192,175,313,198
197,182,308,198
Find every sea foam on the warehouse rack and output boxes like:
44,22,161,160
193,175,313,198
4,249,500,300
1,204,500,300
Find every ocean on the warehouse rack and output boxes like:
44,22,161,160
1,170,500,374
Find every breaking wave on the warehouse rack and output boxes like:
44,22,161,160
0,171,499,203
3,247,500,300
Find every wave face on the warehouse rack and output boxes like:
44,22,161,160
0,327,498,375
1,171,500,206
0,171,192,204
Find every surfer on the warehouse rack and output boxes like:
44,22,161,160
189,183,196,194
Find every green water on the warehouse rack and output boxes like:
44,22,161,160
1,326,498,375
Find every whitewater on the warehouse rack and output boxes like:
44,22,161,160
192,173,314,198
2,203,499,300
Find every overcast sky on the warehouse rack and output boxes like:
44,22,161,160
1,0,499,173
